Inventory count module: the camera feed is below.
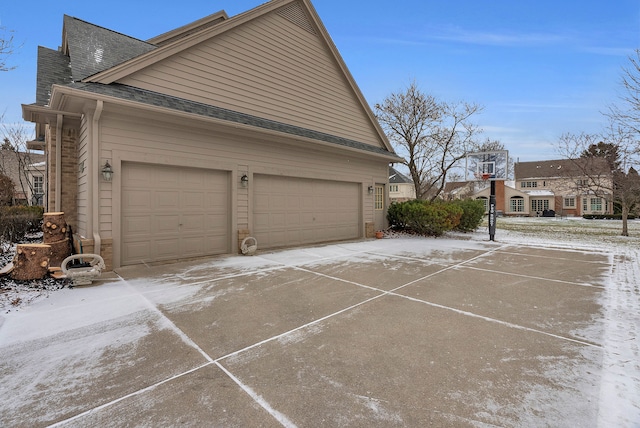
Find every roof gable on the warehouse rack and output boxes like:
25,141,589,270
62,15,156,81
80,0,392,151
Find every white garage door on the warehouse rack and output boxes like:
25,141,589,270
254,175,360,248
121,163,229,265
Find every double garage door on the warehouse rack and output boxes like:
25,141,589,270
121,163,229,266
121,165,360,265
253,175,360,249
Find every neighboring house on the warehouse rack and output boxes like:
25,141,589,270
0,149,45,205
514,158,613,216
444,157,614,217
388,166,415,202
472,180,532,216
442,181,475,201
22,0,402,270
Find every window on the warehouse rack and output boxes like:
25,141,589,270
375,185,384,210
510,196,524,212
564,197,575,208
521,181,537,188
477,196,488,212
531,199,549,213
583,197,587,212
389,185,399,192
33,176,44,194
590,197,602,212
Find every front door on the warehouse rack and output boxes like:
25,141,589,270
374,184,386,231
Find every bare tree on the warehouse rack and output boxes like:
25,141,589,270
609,49,640,136
0,117,41,206
556,127,639,236
0,26,17,72
375,81,484,200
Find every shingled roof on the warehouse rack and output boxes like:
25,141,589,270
62,15,156,82
514,158,610,179
389,166,412,184
35,47,72,106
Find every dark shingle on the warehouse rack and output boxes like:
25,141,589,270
389,166,412,184
63,15,156,81
36,47,72,106
514,158,610,179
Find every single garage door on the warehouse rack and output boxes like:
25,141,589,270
254,175,360,248
121,163,229,265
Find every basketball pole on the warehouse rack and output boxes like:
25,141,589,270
489,179,496,241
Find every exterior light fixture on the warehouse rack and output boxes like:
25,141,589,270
368,185,374,194
241,174,249,188
101,161,113,182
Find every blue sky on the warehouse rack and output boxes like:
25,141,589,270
1,0,638,162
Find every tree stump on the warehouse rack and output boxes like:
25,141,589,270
42,212,68,244
10,244,51,281
48,238,71,267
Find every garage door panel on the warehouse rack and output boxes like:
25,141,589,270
122,163,229,265
254,175,359,249
122,191,151,211
123,215,152,235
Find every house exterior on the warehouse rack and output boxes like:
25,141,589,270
0,149,45,205
514,158,613,217
388,166,415,202
22,0,401,270
443,157,614,217
472,180,532,216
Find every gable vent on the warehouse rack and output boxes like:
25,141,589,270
277,2,317,35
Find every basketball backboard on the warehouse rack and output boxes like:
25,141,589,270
465,150,508,181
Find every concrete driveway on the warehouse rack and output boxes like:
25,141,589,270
0,237,611,427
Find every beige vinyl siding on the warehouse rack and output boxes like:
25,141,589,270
117,11,383,148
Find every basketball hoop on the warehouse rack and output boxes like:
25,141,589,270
474,172,492,181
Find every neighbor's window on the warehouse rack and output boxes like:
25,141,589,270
389,185,399,192
510,196,524,212
590,197,602,212
531,199,549,213
564,197,575,208
477,196,488,212
33,176,44,194
375,186,384,210
583,197,588,212
521,181,538,188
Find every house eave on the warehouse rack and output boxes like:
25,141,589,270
45,84,403,163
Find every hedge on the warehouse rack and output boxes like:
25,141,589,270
0,205,45,245
387,199,484,237
583,214,637,220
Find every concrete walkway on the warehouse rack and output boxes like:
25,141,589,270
0,237,611,427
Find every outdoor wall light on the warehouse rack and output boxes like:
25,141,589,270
241,174,249,188
368,185,374,194
101,161,113,182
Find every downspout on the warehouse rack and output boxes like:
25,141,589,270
90,101,104,256
55,114,63,212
